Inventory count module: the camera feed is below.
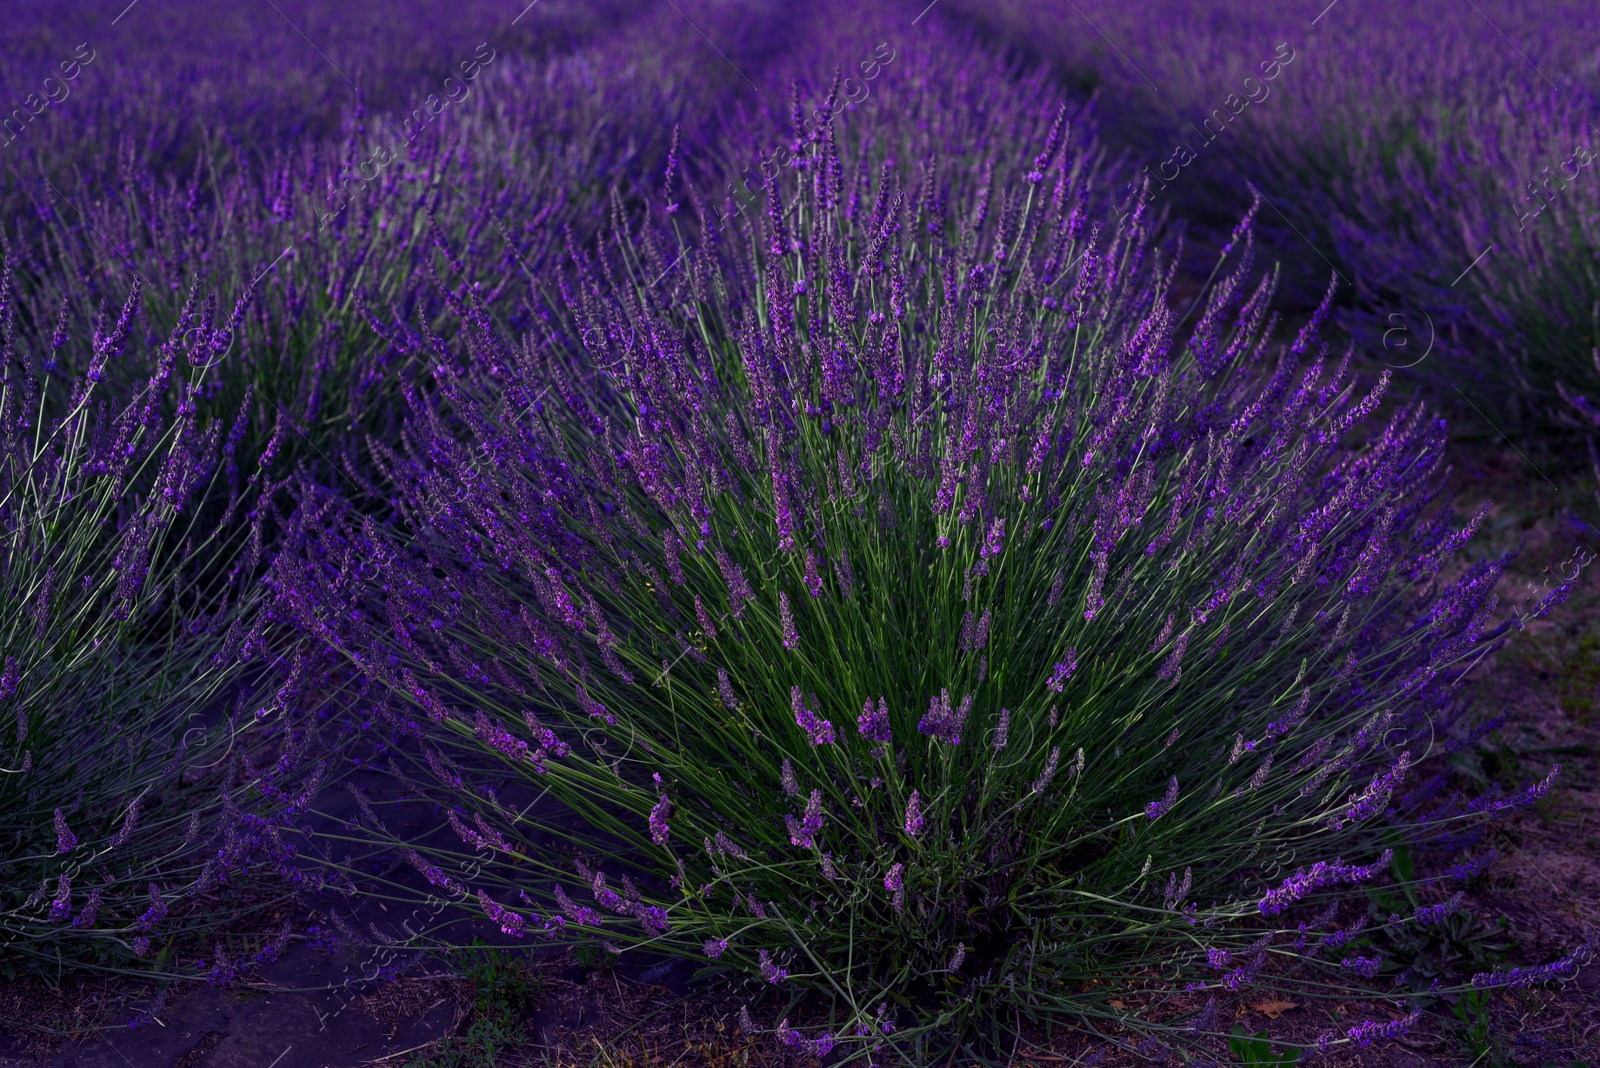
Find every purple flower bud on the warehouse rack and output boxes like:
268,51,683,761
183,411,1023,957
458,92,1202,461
554,885,602,926
1340,955,1382,978
47,874,71,924
53,809,76,854
1341,1010,1423,1048
1046,650,1078,692
477,890,527,938
804,549,823,597
1471,941,1592,989
785,789,824,849
980,516,1006,559
992,708,1010,753
717,552,752,619
649,791,672,846
791,687,835,745
884,862,905,911
72,887,102,929
1031,746,1061,794
717,667,739,709
759,949,788,983
1145,777,1180,820
695,596,717,640
779,591,798,649
917,689,969,745
833,548,855,598
1259,850,1393,915
1415,892,1466,925
703,937,727,959
903,790,924,838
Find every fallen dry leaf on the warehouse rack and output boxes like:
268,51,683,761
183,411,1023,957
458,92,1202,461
1248,999,1299,1019
1107,999,1126,1010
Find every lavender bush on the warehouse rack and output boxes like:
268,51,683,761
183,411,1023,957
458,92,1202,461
262,62,1582,1057
0,260,301,979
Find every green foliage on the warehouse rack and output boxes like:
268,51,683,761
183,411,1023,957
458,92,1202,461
1447,988,1511,1067
408,943,542,1068
1228,1026,1302,1067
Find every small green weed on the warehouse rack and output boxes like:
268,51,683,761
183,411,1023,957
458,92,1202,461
408,943,542,1068
1228,1025,1302,1067
573,941,614,977
1446,988,1516,1067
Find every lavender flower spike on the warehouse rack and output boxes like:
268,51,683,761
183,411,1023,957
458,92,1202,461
1258,850,1394,915
792,687,835,745
649,790,672,846
53,809,77,854
1145,776,1180,820
884,862,906,911
779,591,799,650
785,789,824,849
1046,649,1078,692
858,697,892,760
758,949,788,983
903,790,924,838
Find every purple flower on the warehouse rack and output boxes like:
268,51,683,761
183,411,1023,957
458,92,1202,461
1471,942,1592,989
53,809,76,854
1462,765,1560,816
1145,776,1180,820
833,549,855,598
804,549,823,597
72,887,102,929
992,708,1010,753
1156,633,1188,686
776,1020,835,1056
695,595,718,640
717,667,738,709
554,885,603,927
780,758,799,797
591,871,633,915
779,591,798,650
785,789,824,849
47,874,71,924
633,903,670,936
703,937,727,959
1340,955,1382,978
1031,746,1062,794
884,862,905,911
1327,751,1411,830
903,790,924,838
717,552,752,619
791,686,835,745
1207,947,1231,969
917,688,969,745
1342,1009,1422,1048
857,697,891,759
134,884,168,933
1415,892,1466,925
1046,649,1078,692
1259,850,1393,915
1445,850,1497,882
478,890,527,938
758,949,788,983
980,516,1006,559
649,791,672,846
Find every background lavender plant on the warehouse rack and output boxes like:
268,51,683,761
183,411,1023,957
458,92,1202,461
944,0,1600,446
262,45,1577,1056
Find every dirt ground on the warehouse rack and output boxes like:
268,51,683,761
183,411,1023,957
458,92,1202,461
3,426,1598,1068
